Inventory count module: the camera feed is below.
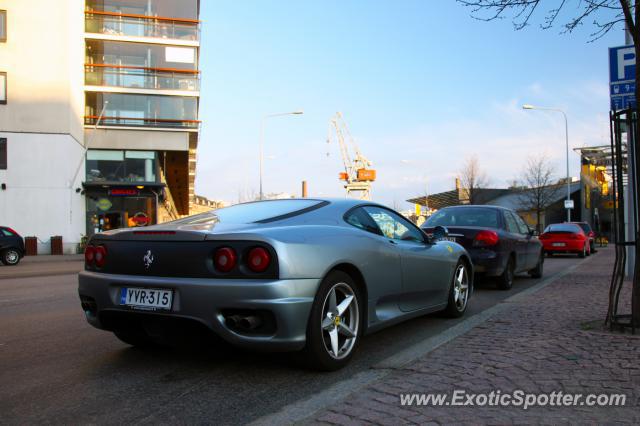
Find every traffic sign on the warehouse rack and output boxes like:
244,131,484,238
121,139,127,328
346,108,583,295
564,199,575,209
609,45,636,110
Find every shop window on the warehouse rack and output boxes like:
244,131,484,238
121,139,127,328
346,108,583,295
86,149,156,183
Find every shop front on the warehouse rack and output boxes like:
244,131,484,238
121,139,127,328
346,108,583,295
83,149,164,237
85,186,163,236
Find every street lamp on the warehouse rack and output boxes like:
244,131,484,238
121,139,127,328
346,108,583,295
259,110,304,200
522,104,572,222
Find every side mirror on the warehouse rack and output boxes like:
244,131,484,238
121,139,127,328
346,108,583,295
528,228,539,237
432,225,449,240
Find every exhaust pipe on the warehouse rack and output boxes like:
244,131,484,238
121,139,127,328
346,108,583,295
238,315,262,331
226,315,242,329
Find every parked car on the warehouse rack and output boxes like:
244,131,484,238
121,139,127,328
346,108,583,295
422,205,544,290
0,226,25,266
78,199,473,371
569,221,596,254
540,223,590,258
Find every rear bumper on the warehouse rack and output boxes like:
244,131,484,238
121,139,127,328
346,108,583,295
466,248,506,277
78,271,319,351
542,241,583,253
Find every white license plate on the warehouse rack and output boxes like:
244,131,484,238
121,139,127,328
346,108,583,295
442,237,457,242
552,242,566,247
120,287,173,310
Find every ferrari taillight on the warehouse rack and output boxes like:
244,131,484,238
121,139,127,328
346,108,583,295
474,230,499,246
247,247,271,273
84,245,95,266
94,245,107,268
214,247,237,272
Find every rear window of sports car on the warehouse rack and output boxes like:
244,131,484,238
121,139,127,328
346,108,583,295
544,224,582,234
180,199,329,225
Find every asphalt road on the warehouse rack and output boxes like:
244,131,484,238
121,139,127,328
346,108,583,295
0,254,587,425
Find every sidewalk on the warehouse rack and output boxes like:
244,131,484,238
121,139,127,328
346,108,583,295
0,255,83,279
21,254,84,263
312,247,640,424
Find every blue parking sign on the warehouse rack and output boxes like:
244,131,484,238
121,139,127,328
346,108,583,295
609,45,636,110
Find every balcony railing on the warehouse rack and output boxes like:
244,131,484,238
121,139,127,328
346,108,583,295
85,64,199,91
85,115,200,129
85,10,200,41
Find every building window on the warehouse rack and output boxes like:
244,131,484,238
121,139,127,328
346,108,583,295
85,40,199,91
0,72,6,104
0,138,6,169
86,149,157,183
85,0,199,41
85,92,199,128
0,10,6,42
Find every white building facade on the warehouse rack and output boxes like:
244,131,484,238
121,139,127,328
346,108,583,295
0,0,201,254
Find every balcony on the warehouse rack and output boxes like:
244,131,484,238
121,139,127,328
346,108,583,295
85,92,199,129
85,10,200,41
85,64,199,91
85,115,200,129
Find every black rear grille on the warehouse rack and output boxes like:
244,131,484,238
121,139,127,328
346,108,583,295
86,240,278,279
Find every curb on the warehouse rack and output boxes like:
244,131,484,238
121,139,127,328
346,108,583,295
249,256,590,426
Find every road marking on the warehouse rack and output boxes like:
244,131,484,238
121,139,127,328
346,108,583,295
249,257,589,426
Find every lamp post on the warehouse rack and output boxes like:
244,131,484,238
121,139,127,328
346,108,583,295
523,104,572,222
259,111,304,200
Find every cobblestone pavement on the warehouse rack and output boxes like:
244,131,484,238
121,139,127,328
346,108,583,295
312,247,640,424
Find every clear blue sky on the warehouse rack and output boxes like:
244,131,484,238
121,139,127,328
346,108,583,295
195,1,621,209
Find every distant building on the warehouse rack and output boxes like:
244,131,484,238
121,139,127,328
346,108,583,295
407,178,510,211
407,178,590,233
190,195,226,214
485,182,582,230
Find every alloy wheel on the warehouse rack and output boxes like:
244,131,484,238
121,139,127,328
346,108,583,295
4,250,19,265
453,264,469,311
320,282,359,360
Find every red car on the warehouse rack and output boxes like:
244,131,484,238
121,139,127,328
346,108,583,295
569,221,596,253
540,223,590,258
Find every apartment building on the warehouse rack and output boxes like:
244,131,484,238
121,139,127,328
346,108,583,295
0,0,201,253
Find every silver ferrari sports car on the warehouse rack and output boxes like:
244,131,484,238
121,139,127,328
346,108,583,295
79,198,472,370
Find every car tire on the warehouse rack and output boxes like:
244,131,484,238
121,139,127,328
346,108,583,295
302,270,362,371
578,244,586,258
529,251,544,279
1,249,21,266
443,260,470,318
496,256,515,290
590,242,596,254
113,329,157,348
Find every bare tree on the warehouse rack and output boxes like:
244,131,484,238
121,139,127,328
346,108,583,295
459,155,490,204
517,154,561,232
457,1,640,105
